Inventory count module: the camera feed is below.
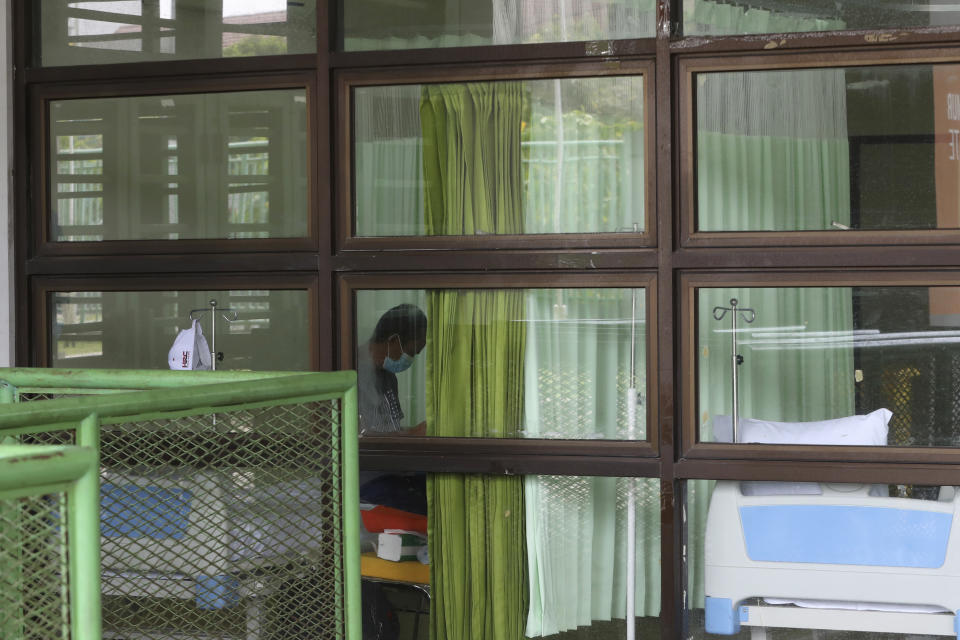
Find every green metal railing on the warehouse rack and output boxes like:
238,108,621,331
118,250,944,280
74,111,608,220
0,368,360,640
0,416,100,640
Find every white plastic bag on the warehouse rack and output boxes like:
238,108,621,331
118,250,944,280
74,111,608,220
167,319,212,370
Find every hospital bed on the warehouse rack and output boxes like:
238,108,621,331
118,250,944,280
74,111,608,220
704,480,960,637
704,408,960,637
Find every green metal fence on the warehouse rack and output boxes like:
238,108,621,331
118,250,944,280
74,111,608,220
0,416,100,640
0,368,360,640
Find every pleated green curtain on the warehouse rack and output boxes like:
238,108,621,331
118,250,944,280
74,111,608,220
521,289,660,636
354,85,425,237
422,83,527,235
522,289,660,635
519,76,657,632
524,476,661,636
422,81,529,640
697,68,851,231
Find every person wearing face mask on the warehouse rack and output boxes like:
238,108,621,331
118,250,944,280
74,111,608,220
358,303,427,435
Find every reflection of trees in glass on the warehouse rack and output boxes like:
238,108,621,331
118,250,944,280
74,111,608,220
57,133,102,153
515,2,653,44
222,35,287,57
523,78,644,233
523,11,606,43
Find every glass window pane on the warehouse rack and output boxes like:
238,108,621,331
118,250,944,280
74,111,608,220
50,90,308,242
360,472,660,638
686,478,956,637
683,0,960,36
696,285,960,448
340,0,655,51
51,289,310,370
354,77,646,237
355,287,647,439
696,64,960,233
39,1,317,66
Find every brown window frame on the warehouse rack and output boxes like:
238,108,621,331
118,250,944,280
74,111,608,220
335,60,657,252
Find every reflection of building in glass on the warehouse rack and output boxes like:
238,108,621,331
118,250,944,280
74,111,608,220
50,1,309,62
51,90,306,242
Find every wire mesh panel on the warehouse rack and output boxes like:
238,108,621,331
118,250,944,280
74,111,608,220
98,400,345,639
0,369,360,640
0,437,101,640
0,492,70,640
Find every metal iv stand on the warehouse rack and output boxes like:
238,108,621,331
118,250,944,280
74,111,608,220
712,298,756,443
188,299,239,371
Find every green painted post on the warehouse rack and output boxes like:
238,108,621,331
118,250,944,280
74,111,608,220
341,380,361,640
72,413,101,640
0,382,15,404
0,445,99,639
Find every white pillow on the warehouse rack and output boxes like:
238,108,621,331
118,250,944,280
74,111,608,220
711,409,892,496
712,408,891,446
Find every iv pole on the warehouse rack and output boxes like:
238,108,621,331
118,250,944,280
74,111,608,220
712,299,756,443
626,284,641,640
189,299,239,371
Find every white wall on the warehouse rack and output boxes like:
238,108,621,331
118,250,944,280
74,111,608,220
0,2,14,367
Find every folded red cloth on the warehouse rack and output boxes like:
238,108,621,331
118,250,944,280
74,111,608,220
360,505,427,535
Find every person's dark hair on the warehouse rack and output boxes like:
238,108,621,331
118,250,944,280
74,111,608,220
371,304,427,345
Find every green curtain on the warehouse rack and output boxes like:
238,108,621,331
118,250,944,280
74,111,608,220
422,81,528,640
524,476,661,636
353,76,645,236
519,76,656,629
421,83,526,235
697,68,851,232
522,289,660,633
354,137,423,236
354,85,425,237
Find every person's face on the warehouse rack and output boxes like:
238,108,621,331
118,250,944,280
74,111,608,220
387,334,426,362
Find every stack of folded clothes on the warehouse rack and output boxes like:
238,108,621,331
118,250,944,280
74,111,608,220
358,473,430,583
